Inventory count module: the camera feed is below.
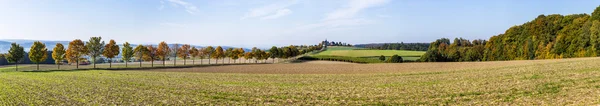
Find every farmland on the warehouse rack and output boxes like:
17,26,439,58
2,57,600,105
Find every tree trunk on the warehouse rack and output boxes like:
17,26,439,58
151,60,154,67
58,62,60,69
163,58,166,67
184,58,186,65
15,63,18,71
192,58,195,65
76,60,79,69
174,56,177,66
208,58,211,65
93,57,96,69
37,63,39,70
229,58,231,64
109,58,112,68
125,60,128,68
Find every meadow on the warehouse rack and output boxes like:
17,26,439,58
2,57,600,105
307,46,426,63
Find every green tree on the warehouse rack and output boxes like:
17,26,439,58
225,48,233,64
387,54,403,63
121,42,134,67
7,43,25,71
29,41,48,71
203,46,215,64
86,36,105,68
269,46,279,63
251,47,260,63
379,55,386,61
171,43,180,66
103,39,119,68
591,5,600,21
52,43,66,69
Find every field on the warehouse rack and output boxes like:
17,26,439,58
308,46,426,63
2,57,600,105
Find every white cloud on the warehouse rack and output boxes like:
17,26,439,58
159,22,186,28
289,0,389,33
164,0,199,14
241,0,297,20
324,0,389,21
260,9,292,20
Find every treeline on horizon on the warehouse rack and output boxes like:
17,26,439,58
421,6,600,62
354,43,430,51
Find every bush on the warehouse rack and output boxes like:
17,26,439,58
387,55,403,63
379,55,386,61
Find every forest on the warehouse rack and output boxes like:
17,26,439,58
421,6,600,62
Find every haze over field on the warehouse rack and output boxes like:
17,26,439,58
2,0,600,48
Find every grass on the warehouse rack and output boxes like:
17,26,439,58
1,57,600,105
307,46,426,63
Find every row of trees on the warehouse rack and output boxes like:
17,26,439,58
355,43,430,51
422,6,600,62
3,37,319,71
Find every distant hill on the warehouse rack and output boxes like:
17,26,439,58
0,39,250,53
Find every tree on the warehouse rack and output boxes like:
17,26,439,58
190,47,199,65
592,5,600,21
66,39,87,69
103,39,120,68
134,45,147,67
244,52,252,63
237,48,246,63
251,47,260,63
86,36,105,68
178,44,191,65
387,54,403,63
214,46,224,64
204,46,215,64
269,46,279,63
29,41,48,71
121,42,134,67
171,43,180,66
157,41,170,66
261,51,270,63
225,48,233,64
6,43,25,71
52,43,66,69
231,48,241,63
379,55,386,61
145,45,157,67
198,48,206,65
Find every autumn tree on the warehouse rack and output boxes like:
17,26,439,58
157,41,170,66
134,45,147,67
244,52,252,63
237,48,246,63
251,47,260,63
189,47,199,65
103,39,119,68
198,48,206,65
52,43,66,69
6,43,25,71
121,42,134,67
29,41,48,71
231,48,241,63
178,44,191,65
204,46,215,64
86,36,105,68
145,45,157,67
214,46,224,64
66,39,87,69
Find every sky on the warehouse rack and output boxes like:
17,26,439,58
1,0,599,48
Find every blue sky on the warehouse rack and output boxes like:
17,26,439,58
1,0,599,48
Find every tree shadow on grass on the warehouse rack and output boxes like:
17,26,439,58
19,63,271,73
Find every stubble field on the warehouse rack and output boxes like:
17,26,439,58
1,57,600,105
